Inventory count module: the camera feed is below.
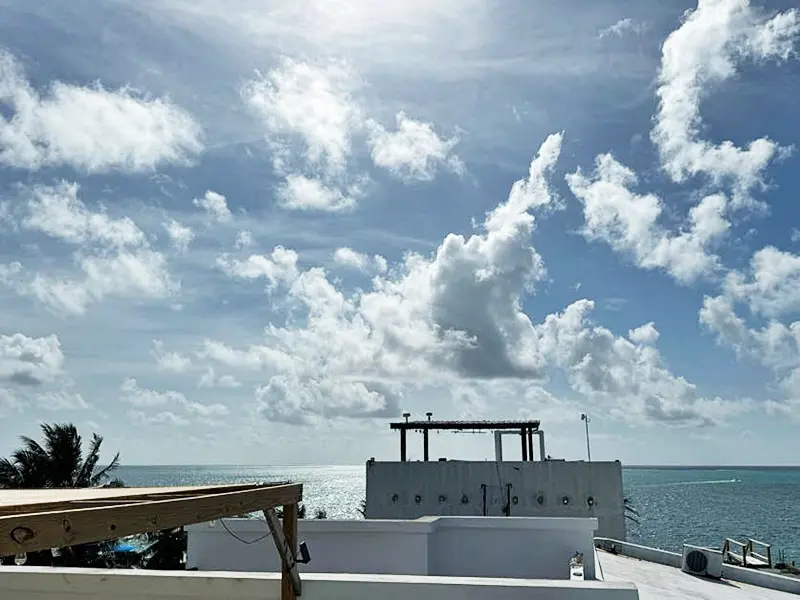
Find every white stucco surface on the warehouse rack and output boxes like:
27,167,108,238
187,516,598,580
0,567,639,600
366,460,625,539
599,551,798,599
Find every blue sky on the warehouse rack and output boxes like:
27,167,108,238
1,0,799,466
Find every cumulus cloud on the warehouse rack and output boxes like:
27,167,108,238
2,182,178,315
256,375,401,424
121,377,229,419
598,18,646,39
566,154,729,284
216,247,299,289
193,190,232,222
699,246,800,419
723,246,800,318
243,58,463,211
242,58,361,176
333,247,388,274
652,0,799,207
198,367,241,389
0,333,64,386
121,377,186,407
164,220,194,253
0,50,202,172
211,133,725,425
151,340,192,373
235,230,254,250
23,182,145,247
629,322,660,345
367,112,464,182
129,409,190,427
276,175,360,212
37,390,89,410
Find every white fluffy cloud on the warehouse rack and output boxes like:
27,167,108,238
652,0,799,206
23,182,145,247
0,50,202,172
629,322,660,345
193,190,232,222
198,367,240,389
333,247,388,274
243,58,463,211
151,340,192,373
699,243,800,419
255,375,401,424
276,175,360,212
216,247,299,289
723,246,800,318
121,377,229,419
368,112,464,182
37,390,89,410
235,230,254,250
0,333,64,386
598,18,646,39
1,182,178,315
164,220,194,253
700,291,800,417
242,58,361,176
211,133,725,425
566,154,729,284
121,377,186,407
129,409,190,427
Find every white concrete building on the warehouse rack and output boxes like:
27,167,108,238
364,418,626,539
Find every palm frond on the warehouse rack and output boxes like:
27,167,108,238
90,452,120,486
75,433,103,487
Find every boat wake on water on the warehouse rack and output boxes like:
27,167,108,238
632,478,740,488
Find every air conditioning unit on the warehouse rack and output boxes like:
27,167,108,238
682,544,723,579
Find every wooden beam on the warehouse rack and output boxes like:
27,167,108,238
264,506,301,599
0,483,264,516
0,483,301,556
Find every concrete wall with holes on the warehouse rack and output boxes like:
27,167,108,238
365,460,625,539
186,516,598,580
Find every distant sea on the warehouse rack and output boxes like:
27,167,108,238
115,465,800,563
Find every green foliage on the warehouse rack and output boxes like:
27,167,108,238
0,423,119,489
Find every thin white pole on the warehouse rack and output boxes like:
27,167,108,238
581,414,592,462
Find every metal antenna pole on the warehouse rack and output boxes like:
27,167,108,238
581,414,591,462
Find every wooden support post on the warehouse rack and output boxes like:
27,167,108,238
423,429,429,461
528,429,534,461
400,429,407,461
521,429,528,461
264,506,301,599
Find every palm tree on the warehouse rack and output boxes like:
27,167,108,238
0,422,120,489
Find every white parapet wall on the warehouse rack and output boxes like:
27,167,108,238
0,567,639,600
188,516,598,580
365,460,625,540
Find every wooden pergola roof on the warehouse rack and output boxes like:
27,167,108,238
0,482,304,599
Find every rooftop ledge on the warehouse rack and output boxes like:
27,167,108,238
189,515,599,535
0,567,639,600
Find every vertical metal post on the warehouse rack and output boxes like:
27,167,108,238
521,428,528,461
527,429,534,461
581,414,592,462
423,429,429,461
400,429,407,461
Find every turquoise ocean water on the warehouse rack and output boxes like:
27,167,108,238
115,465,800,563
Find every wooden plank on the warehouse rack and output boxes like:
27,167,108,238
264,507,301,599
0,483,301,556
0,483,264,514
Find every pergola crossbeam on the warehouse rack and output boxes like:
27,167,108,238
0,482,303,600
